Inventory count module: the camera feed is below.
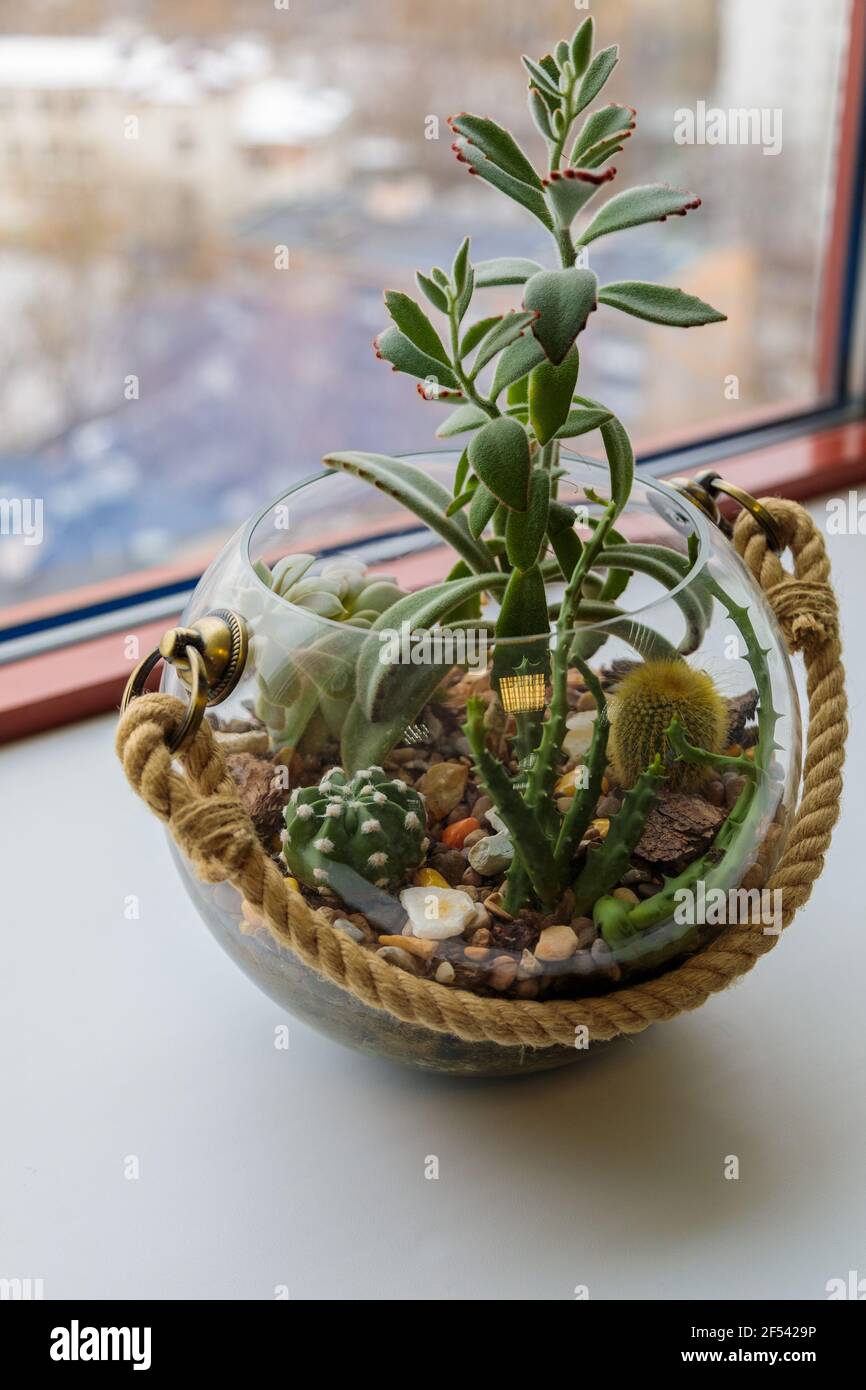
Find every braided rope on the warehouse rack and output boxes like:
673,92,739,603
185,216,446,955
116,499,846,1049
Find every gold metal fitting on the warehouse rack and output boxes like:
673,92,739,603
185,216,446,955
121,608,249,754
668,471,784,553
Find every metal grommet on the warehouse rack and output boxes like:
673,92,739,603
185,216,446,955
120,609,249,755
668,471,784,553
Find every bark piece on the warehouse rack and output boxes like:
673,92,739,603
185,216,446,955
634,789,726,872
227,753,287,842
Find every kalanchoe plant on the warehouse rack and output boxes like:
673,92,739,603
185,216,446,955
272,21,779,944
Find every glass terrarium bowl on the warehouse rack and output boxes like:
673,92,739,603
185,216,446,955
164,452,801,1076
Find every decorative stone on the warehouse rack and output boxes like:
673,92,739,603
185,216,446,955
399,886,476,939
413,867,450,889
377,933,436,959
534,924,579,962
484,807,508,835
376,945,422,974
333,917,365,942
441,816,481,848
563,710,597,760
434,960,455,985
415,762,469,820
467,832,514,877
517,949,543,980
427,847,466,885
489,956,518,991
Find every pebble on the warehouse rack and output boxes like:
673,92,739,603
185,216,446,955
483,891,513,920
705,779,725,807
516,979,540,998
577,690,597,711
473,795,493,820
332,917,365,943
399,886,476,939
556,797,573,814
621,867,652,886
596,794,622,817
462,828,488,849
563,710,597,760
612,887,640,905
471,904,491,931
413,867,450,889
416,762,468,819
435,960,456,985
484,807,508,835
571,916,597,948
441,817,481,848
637,882,659,899
489,956,518,991
467,832,514,876
377,945,422,974
427,848,466,885
215,729,271,755
377,932,435,959
517,949,543,979
535,924,579,962
724,774,747,809
464,946,492,962
555,768,580,796
446,803,470,825
591,818,610,839
470,927,492,948
462,867,484,887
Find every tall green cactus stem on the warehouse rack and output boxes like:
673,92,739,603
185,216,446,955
595,576,781,939
572,755,665,915
283,766,427,893
553,658,609,892
463,697,558,908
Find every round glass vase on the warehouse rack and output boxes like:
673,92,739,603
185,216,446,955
164,453,801,1076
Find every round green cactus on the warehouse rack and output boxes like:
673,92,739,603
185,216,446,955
283,766,428,893
609,659,728,790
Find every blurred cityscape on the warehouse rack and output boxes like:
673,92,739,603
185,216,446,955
0,0,851,605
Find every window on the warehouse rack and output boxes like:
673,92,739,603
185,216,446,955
0,0,864,718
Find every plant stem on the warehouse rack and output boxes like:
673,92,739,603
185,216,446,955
447,301,499,419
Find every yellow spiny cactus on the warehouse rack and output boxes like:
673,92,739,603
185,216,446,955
609,660,727,790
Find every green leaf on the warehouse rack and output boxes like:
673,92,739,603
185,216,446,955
383,290,450,364
490,332,547,398
468,480,499,537
528,87,553,141
579,184,702,246
523,267,598,365
416,270,449,314
600,415,634,517
598,281,726,326
471,309,538,374
521,54,562,98
507,375,529,407
492,562,551,688
436,402,488,438
569,17,594,76
468,417,532,513
356,574,505,719
453,137,553,229
452,236,471,295
474,257,544,288
454,263,475,322
374,325,459,387
554,404,612,438
323,451,491,573
446,486,474,516
544,166,616,230
448,113,542,188
581,136,626,170
573,45,619,116
461,314,502,355
528,346,580,445
571,103,636,164
453,446,470,496
506,467,551,571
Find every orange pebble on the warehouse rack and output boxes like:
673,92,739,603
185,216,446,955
441,817,480,848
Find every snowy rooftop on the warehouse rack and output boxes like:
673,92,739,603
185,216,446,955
235,79,351,146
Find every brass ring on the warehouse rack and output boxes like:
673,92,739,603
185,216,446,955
121,644,209,754
710,479,784,553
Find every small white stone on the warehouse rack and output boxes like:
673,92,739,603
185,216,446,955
435,960,456,985
400,886,475,940
361,818,381,834
563,710,597,761
484,807,508,835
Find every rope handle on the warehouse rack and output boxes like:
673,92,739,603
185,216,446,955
116,498,846,1049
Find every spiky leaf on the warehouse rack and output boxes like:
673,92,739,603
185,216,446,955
374,325,459,387
544,166,616,229
416,270,449,314
571,103,636,164
383,290,450,364
579,184,701,246
449,113,542,188
573,45,619,116
453,136,553,229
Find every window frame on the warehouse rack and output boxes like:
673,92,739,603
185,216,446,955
2,7,865,741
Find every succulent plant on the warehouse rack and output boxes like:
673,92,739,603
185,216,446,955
283,766,428,893
254,555,408,750
290,19,777,932
608,660,728,790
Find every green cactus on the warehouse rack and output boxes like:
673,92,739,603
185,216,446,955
571,754,665,915
608,659,727,790
282,766,428,893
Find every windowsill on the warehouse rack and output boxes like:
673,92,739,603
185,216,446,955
1,418,863,745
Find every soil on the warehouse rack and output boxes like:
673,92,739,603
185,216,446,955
214,664,779,1002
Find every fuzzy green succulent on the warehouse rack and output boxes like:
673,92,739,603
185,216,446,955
609,659,728,790
283,766,428,893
